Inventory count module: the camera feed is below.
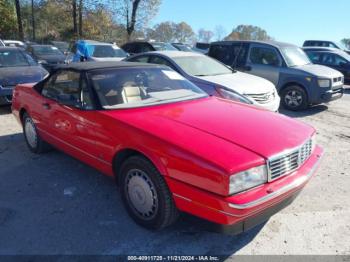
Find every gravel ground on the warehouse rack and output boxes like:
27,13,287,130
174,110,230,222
0,91,349,257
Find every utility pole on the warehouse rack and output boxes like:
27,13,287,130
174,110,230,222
31,0,36,41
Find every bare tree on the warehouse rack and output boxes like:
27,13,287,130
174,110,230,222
175,22,195,43
31,0,36,40
197,28,214,43
14,0,24,40
78,0,83,37
113,0,161,41
214,25,226,41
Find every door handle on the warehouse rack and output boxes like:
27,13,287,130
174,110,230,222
42,103,51,110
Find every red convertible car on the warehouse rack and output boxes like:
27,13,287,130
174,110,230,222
12,62,324,233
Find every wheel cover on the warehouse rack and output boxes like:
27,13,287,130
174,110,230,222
24,118,37,148
125,169,158,220
285,90,303,107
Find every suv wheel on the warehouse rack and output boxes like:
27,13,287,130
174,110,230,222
281,85,308,111
119,156,179,230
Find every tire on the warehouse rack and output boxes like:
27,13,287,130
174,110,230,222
281,85,308,111
22,112,51,153
119,155,179,230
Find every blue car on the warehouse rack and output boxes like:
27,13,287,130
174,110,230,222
68,40,127,63
0,47,48,105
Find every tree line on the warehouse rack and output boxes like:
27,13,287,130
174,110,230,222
9,0,344,46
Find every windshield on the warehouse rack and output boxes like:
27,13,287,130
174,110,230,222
173,55,232,76
152,42,177,51
92,45,126,58
32,45,63,56
52,42,69,52
0,50,30,67
280,47,311,67
89,67,207,109
113,46,127,58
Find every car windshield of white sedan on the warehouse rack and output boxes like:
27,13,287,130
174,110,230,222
0,50,30,67
281,47,311,67
90,68,208,109
172,55,232,76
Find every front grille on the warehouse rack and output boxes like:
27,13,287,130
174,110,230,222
247,92,275,104
268,139,313,181
332,77,343,87
333,77,342,83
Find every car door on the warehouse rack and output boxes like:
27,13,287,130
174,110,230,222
245,44,281,86
40,70,100,163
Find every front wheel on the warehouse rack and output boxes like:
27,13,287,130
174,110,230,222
281,85,308,111
119,156,179,230
23,113,51,153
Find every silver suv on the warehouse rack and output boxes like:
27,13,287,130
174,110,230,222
209,40,344,111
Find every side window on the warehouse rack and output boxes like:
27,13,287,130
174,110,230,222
149,56,176,70
232,44,248,66
305,51,321,63
139,43,153,53
128,55,150,63
42,71,82,108
81,77,94,109
249,47,281,66
322,54,347,66
209,45,234,65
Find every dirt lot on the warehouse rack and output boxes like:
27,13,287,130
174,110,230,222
0,90,349,257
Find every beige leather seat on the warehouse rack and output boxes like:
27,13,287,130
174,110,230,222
121,85,142,103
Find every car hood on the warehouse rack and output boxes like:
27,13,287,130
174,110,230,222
89,57,124,62
0,66,48,87
296,64,344,78
36,54,66,63
104,97,314,159
195,72,276,95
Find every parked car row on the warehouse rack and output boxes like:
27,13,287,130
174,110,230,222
1,38,347,112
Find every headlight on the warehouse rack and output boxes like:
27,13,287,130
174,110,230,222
317,79,331,88
38,59,48,64
229,165,268,195
216,87,253,104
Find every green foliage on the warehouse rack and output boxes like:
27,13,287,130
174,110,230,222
146,21,194,43
225,25,273,41
0,0,17,38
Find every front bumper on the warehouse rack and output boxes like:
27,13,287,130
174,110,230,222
166,145,323,233
253,95,281,112
0,86,14,105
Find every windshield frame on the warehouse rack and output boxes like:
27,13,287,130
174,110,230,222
280,46,311,67
88,67,208,110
